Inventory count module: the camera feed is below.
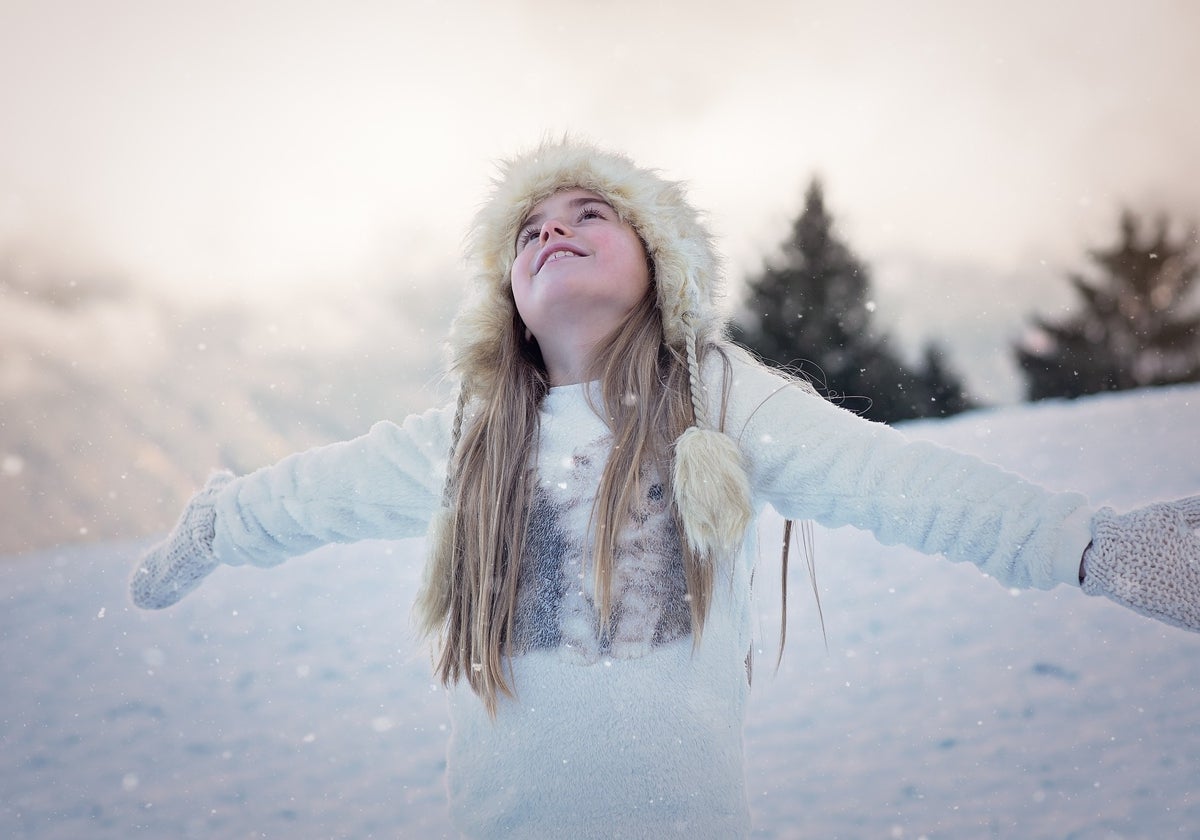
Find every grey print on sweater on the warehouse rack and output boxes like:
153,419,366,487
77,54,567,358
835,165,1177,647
513,440,691,664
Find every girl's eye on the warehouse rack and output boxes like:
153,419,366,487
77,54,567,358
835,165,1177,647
577,206,605,222
516,226,538,248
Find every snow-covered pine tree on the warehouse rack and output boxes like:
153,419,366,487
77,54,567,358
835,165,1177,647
731,178,974,422
1015,210,1200,401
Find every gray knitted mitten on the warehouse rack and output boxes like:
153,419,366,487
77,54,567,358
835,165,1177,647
130,470,235,610
1082,496,1200,632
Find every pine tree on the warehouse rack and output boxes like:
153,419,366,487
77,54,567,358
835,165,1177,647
918,342,975,417
1015,210,1200,401
732,179,975,422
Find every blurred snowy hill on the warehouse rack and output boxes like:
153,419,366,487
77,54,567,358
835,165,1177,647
0,266,453,555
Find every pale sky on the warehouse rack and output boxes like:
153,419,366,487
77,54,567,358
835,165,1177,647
2,0,1198,378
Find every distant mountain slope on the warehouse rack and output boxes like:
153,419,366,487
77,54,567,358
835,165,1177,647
0,283,449,555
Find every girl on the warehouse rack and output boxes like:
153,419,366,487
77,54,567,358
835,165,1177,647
131,140,1200,838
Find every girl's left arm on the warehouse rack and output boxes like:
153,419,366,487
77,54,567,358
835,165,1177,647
724,358,1093,591
722,355,1200,631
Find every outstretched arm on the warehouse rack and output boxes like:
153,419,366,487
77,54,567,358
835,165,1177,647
130,402,453,609
722,354,1092,590
720,351,1200,631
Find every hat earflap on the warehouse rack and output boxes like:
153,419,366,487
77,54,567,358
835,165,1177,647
672,319,753,561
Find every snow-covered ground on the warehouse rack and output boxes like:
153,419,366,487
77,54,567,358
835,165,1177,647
2,385,1198,839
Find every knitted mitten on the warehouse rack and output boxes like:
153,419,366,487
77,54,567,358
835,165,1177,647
130,471,235,609
1081,496,1200,632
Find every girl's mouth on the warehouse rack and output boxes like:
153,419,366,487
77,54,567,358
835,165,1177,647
534,244,587,273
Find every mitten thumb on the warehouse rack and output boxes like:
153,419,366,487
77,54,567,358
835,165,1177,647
1175,494,1200,529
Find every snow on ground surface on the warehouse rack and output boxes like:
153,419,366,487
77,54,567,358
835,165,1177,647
2,385,1199,839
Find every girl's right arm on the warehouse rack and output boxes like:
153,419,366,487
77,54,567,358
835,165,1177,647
130,402,454,609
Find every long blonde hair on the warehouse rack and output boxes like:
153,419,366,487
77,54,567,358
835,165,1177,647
430,287,729,713
417,140,756,713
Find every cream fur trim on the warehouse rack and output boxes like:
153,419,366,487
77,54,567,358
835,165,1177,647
672,426,753,561
452,138,726,388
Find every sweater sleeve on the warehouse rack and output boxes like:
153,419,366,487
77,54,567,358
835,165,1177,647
719,351,1093,589
210,402,453,567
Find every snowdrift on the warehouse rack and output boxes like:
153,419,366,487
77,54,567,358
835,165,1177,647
2,384,1198,838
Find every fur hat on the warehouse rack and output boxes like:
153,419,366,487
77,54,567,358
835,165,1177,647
421,140,752,626
452,139,724,383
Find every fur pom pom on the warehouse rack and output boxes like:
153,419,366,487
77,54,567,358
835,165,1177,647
415,506,455,637
672,426,752,561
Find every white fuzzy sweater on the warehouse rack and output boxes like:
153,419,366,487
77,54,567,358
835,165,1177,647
208,353,1093,838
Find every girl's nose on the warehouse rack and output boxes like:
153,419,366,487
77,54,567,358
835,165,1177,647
540,217,571,241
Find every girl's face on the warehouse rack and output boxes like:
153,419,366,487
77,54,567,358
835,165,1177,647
510,188,651,348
